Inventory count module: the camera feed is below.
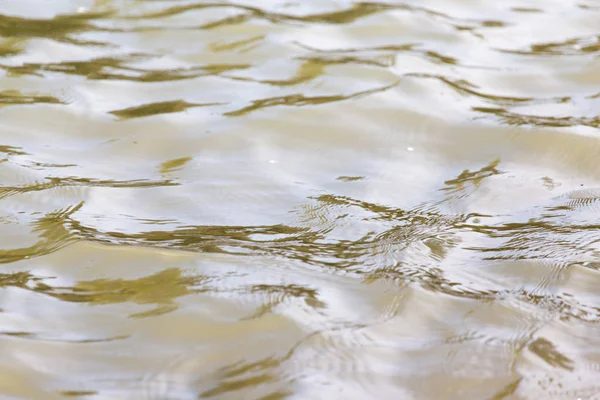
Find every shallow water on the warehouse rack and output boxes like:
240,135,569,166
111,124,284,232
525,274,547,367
1,0,600,399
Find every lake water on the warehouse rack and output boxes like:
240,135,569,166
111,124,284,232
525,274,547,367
2,0,600,399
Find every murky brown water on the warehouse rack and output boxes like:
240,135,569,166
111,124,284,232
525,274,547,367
2,0,600,399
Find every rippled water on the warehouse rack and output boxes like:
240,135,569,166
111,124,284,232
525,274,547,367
2,0,600,399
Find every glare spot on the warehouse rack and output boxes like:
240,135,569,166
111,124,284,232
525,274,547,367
407,147,414,152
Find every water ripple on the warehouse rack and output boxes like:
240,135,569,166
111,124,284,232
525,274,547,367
2,0,600,399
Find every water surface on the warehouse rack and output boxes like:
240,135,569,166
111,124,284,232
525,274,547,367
2,0,600,399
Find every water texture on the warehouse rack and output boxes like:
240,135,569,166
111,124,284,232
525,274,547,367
1,0,600,399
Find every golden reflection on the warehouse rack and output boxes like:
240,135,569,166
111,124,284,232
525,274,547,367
159,156,192,174
487,378,523,400
244,284,326,319
0,203,81,264
441,159,502,192
473,106,600,129
224,81,398,116
131,2,391,24
199,357,290,399
58,391,98,397
0,38,23,57
1,268,202,317
210,35,265,53
528,338,574,371
0,145,27,156
499,35,600,56
0,11,115,43
0,90,62,106
228,58,327,87
199,14,253,30
1,177,176,201
3,57,250,81
336,176,364,182
2,0,600,398
67,268,201,317
109,100,221,120
405,73,535,105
